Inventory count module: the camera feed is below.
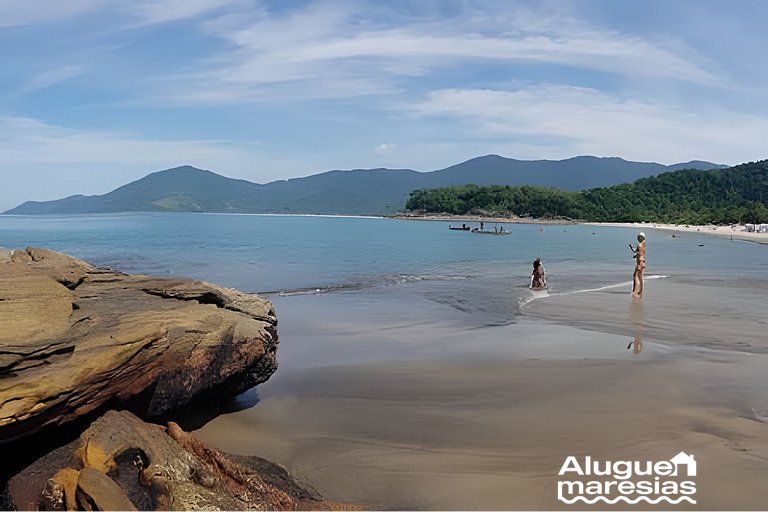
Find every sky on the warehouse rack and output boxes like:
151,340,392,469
2,0,768,212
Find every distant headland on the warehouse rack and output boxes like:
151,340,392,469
3,155,725,216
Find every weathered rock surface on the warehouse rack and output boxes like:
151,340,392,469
0,248,279,441
6,410,342,511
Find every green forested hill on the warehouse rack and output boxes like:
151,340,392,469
4,156,724,216
405,160,768,224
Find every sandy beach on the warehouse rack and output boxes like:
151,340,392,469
586,221,768,244
195,281,768,510
391,213,768,244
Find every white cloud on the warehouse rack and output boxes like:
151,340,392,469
0,0,252,29
0,115,326,211
405,85,768,165
374,143,398,156
1,0,762,199
0,115,369,181
20,65,84,94
125,0,250,26
155,0,722,106
1,2,730,110
0,116,321,182
0,117,244,166
0,0,100,27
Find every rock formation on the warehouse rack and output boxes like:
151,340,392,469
0,248,279,441
5,410,343,510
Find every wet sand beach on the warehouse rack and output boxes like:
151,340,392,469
195,281,768,510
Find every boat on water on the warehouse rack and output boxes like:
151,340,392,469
449,224,471,231
471,228,511,235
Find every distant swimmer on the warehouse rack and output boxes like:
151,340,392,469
629,232,646,297
530,257,547,290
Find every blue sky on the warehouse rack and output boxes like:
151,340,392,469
2,0,768,211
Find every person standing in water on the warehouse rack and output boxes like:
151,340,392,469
530,257,547,289
629,232,646,297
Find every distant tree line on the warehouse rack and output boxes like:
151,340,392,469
404,160,768,224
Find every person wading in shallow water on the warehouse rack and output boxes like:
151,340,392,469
629,232,646,297
530,257,547,289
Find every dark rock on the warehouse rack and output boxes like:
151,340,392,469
0,248,279,441
6,410,309,511
76,468,138,511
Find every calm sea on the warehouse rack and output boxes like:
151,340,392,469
1,213,766,327
5,213,768,509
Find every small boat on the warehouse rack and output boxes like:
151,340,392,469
449,225,471,231
471,229,511,235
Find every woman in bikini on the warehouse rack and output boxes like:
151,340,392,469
530,257,547,289
630,232,646,297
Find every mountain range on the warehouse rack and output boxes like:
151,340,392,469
4,155,726,215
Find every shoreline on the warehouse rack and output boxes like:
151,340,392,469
387,213,576,225
389,213,768,243
586,221,768,244
196,287,768,510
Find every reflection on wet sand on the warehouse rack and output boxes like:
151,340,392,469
628,296,644,354
193,289,768,510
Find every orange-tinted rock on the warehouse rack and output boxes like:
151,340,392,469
0,248,279,441
7,410,299,511
76,467,138,511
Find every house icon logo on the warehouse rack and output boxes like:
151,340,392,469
557,451,698,505
670,452,697,477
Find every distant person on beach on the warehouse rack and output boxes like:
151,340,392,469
530,257,547,289
629,232,646,297
480,221,484,231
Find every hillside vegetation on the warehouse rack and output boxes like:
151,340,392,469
404,160,768,224
4,156,724,216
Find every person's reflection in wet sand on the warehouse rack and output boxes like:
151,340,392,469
627,296,644,354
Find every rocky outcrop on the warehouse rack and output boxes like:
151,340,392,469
0,248,279,441
6,410,338,511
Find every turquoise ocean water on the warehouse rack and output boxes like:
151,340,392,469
5,213,768,509
1,213,766,327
